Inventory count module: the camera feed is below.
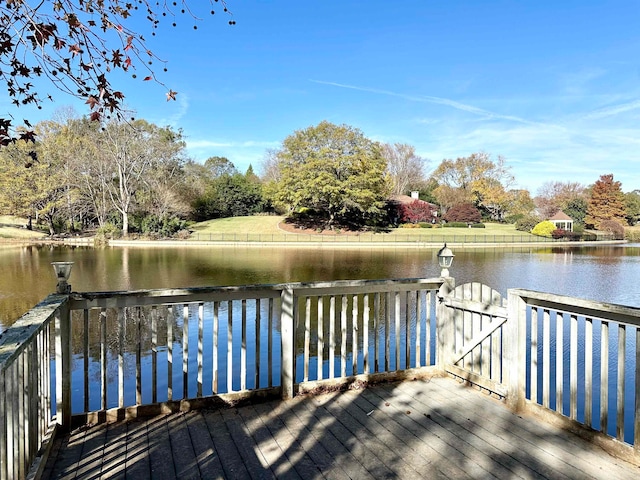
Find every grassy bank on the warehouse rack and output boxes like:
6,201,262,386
188,216,544,243
0,216,47,239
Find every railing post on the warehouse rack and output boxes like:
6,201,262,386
506,290,527,412
436,277,455,372
281,286,296,400
54,297,71,429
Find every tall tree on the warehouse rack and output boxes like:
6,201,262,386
535,181,586,219
381,143,427,196
270,121,390,228
624,191,640,226
431,152,514,217
0,1,234,147
584,174,627,229
96,119,186,236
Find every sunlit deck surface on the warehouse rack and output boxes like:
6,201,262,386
42,376,639,480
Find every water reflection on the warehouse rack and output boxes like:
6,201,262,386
1,243,640,331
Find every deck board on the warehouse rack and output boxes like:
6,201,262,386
42,376,640,480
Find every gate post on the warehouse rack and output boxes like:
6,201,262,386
54,298,71,429
506,290,527,412
436,277,455,373
280,286,296,400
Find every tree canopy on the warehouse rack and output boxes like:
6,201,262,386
0,0,233,148
431,152,514,219
268,121,390,229
584,174,627,229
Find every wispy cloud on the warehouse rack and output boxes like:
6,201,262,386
582,99,640,120
311,80,550,127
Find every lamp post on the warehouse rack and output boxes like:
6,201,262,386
437,243,454,278
51,261,74,294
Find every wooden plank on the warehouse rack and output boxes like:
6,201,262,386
600,321,609,434
227,300,233,393
166,412,200,479
451,316,508,365
185,411,224,478
317,296,324,380
255,299,261,389
617,324,626,441
329,296,335,379
363,293,370,374
415,290,421,368
304,296,310,382
385,292,391,372
151,306,158,404
542,308,550,408
100,308,108,410
198,303,204,397
281,288,295,399
374,293,380,373
167,305,174,402
125,418,151,479
268,298,274,387
260,400,347,480
585,317,593,428
213,301,219,394
147,415,177,480
556,312,564,415
83,309,89,414
241,299,247,391
341,295,347,378
395,291,400,371
182,304,189,400
203,409,251,479
530,307,538,404
73,423,108,479
118,308,125,408
570,314,578,419
136,307,143,406
353,294,359,376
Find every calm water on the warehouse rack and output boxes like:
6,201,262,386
1,243,640,331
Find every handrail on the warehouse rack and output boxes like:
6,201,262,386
0,294,68,480
507,288,640,460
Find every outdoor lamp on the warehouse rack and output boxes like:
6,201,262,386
437,244,454,278
52,261,73,294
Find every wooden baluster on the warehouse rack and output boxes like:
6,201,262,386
363,293,370,374
213,301,219,394
600,321,609,434
317,296,324,380
198,303,204,397
585,317,593,428
352,294,358,376
617,324,626,441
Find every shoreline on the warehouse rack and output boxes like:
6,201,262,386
4,237,627,249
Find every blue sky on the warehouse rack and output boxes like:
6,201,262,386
12,1,640,194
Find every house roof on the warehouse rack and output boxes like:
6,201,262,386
549,210,573,221
389,195,437,208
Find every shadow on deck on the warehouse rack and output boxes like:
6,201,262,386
42,376,639,480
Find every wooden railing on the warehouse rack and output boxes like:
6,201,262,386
4,277,640,478
506,289,640,460
61,278,444,425
0,295,67,480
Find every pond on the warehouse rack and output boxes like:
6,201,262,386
2,242,640,332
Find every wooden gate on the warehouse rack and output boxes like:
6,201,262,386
440,282,509,397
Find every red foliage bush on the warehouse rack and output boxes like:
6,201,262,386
400,200,436,224
443,203,482,223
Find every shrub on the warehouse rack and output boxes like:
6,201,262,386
443,203,482,223
515,215,541,232
470,223,485,228
442,222,468,228
418,222,433,228
399,223,421,229
400,200,437,224
531,221,556,238
96,222,121,239
600,219,625,240
625,229,640,242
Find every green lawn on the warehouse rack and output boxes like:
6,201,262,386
189,216,538,242
0,216,47,239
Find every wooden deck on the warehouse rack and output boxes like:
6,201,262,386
42,376,639,480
